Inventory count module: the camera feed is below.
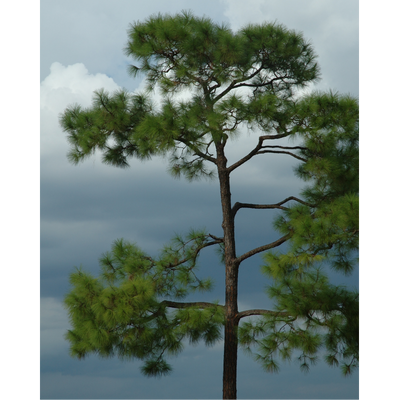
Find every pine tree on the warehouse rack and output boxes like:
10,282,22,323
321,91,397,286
60,11,358,399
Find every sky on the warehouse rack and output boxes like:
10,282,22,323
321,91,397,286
37,1,363,399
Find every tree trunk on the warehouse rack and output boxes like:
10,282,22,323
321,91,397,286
216,143,239,400
223,266,239,400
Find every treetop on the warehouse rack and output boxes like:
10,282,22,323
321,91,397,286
125,11,320,96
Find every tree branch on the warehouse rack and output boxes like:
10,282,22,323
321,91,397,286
213,80,239,104
208,233,224,242
256,149,307,162
227,137,263,173
232,202,288,217
237,309,289,320
232,196,316,218
236,234,291,264
212,65,266,104
212,68,289,104
227,132,294,173
260,145,307,151
98,93,115,117
277,196,316,208
178,137,217,164
166,238,224,269
233,74,290,90
162,300,225,311
259,132,293,140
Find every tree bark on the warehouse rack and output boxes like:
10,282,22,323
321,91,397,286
216,143,239,400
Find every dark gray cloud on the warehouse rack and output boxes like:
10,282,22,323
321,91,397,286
41,1,359,398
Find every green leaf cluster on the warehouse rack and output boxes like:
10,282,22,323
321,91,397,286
60,89,153,167
64,231,224,376
269,194,358,278
293,91,359,203
238,267,358,375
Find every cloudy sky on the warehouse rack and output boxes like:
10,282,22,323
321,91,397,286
38,0,363,398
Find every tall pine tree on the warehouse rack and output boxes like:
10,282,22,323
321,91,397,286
61,12,358,399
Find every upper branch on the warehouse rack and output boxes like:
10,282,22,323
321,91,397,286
227,137,263,173
257,143,308,162
227,132,293,174
260,145,307,151
232,196,316,218
212,64,265,104
259,133,293,140
232,202,288,217
256,149,307,162
233,74,290,90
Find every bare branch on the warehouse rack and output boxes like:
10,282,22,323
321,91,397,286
260,145,307,151
259,132,293,140
276,196,317,208
227,137,263,173
237,309,290,320
232,202,288,217
208,234,224,242
227,132,294,174
236,234,291,264
232,196,315,217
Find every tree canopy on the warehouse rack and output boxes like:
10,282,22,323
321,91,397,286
61,11,320,176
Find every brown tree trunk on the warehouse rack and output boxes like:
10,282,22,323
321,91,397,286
223,265,239,400
216,143,239,400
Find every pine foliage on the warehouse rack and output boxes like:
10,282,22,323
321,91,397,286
240,92,359,375
64,232,224,376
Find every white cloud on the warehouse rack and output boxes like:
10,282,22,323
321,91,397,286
41,62,120,110
40,62,121,158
